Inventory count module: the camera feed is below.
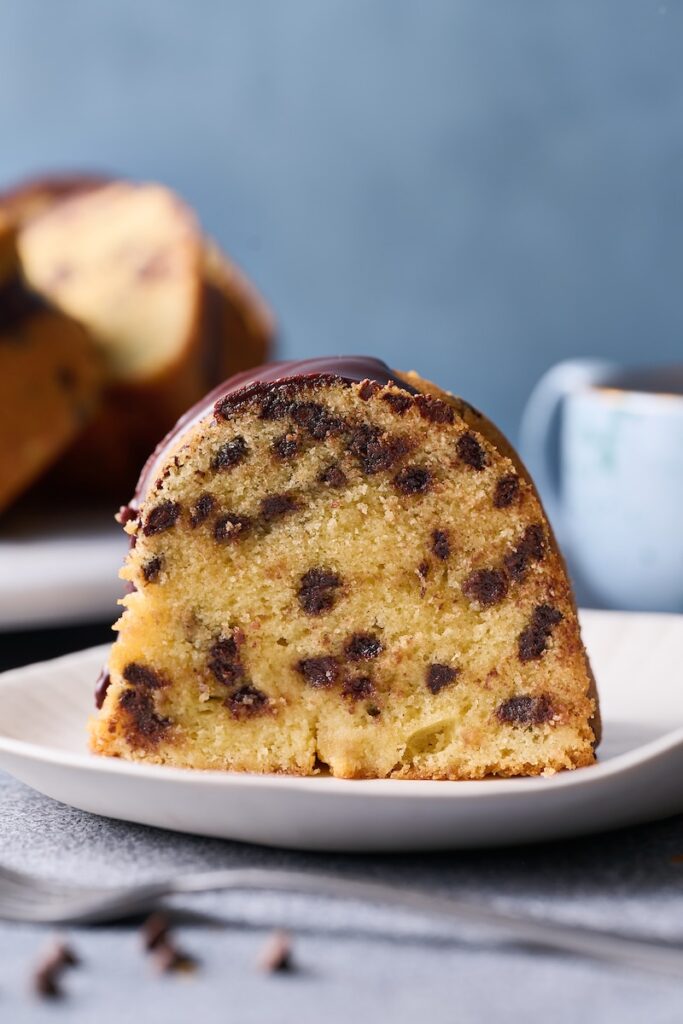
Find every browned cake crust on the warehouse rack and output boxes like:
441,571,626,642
201,238,274,380
0,173,108,223
90,358,598,779
0,219,101,514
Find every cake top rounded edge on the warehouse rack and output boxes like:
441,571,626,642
128,356,418,511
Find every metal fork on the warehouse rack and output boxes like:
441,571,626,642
1,863,682,979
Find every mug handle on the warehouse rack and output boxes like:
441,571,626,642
519,359,615,530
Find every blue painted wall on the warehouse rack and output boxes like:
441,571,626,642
1,1,681,440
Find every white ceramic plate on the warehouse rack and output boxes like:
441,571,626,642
0,609,682,852
0,506,126,630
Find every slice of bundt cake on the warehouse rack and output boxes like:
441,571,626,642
16,181,207,497
89,357,599,779
14,179,273,498
0,215,101,514
1,172,274,385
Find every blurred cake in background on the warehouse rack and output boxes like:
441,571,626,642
0,173,274,506
0,211,101,514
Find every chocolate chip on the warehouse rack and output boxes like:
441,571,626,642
117,504,138,524
297,567,342,615
142,555,162,583
272,433,300,459
154,469,171,491
258,389,293,420
431,529,450,560
366,704,381,718
119,689,171,740
141,912,170,951
494,474,520,508
414,394,455,424
211,435,248,471
504,525,546,582
32,940,79,999
394,465,432,495
462,569,509,608
153,942,197,974
54,943,78,969
348,424,409,474
33,970,62,999
208,636,243,685
345,633,383,660
456,432,487,470
261,493,299,520
226,684,269,717
319,464,347,488
140,912,196,973
292,402,343,440
296,656,339,688
358,380,381,401
123,662,168,689
497,694,554,725
94,669,111,709
257,930,294,973
518,604,563,661
342,676,375,700
214,512,252,543
533,604,563,630
143,500,181,536
189,492,216,527
382,392,413,415
426,663,459,694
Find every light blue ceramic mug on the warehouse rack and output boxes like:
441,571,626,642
520,360,683,612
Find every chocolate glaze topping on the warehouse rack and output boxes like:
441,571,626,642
132,357,419,507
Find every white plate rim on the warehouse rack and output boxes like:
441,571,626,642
0,510,126,630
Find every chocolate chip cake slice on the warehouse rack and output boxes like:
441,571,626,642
89,357,599,779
